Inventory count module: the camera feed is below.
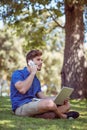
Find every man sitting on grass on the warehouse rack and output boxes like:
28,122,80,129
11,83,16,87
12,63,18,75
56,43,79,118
10,49,79,119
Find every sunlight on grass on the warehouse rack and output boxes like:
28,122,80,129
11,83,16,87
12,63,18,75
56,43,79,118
72,125,82,129
0,120,15,128
0,97,87,130
0,120,11,124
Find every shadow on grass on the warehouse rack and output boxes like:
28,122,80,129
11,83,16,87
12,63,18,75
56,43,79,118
0,97,87,130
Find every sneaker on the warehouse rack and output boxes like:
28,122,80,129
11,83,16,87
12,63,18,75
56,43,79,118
65,111,79,119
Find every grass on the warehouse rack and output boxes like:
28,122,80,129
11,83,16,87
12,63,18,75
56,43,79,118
0,97,87,130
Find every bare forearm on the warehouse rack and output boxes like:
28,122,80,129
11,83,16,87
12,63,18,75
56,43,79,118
15,73,35,94
37,92,56,100
42,96,56,101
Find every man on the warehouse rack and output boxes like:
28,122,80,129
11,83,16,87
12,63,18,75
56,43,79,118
10,49,79,119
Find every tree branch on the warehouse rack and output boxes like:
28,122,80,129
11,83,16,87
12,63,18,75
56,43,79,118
48,10,65,29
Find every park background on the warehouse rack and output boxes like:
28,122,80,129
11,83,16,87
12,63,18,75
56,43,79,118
0,0,87,130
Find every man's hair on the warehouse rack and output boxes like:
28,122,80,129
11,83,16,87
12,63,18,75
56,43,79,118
26,49,42,64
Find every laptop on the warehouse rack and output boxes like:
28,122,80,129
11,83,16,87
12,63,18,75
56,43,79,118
54,87,74,105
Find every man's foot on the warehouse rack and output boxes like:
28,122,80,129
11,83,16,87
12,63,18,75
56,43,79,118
65,111,79,119
33,111,79,119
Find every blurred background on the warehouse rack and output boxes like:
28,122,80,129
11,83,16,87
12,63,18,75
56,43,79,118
0,0,87,97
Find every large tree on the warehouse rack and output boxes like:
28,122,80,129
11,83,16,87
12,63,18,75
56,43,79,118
0,0,87,98
61,0,87,98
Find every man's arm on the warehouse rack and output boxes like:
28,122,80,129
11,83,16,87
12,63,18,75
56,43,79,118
15,66,37,94
36,91,47,99
37,92,69,105
37,91,56,100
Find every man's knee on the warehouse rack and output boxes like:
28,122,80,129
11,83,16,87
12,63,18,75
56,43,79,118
39,99,56,110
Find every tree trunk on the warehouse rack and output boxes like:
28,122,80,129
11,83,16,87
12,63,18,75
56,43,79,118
61,2,86,99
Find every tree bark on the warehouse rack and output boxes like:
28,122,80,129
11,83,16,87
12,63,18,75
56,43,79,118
61,2,86,99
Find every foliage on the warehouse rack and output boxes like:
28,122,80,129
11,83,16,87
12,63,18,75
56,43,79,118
38,41,64,94
0,96,87,130
0,23,65,95
0,27,25,80
0,0,87,98
13,17,47,51
0,0,65,49
0,0,86,50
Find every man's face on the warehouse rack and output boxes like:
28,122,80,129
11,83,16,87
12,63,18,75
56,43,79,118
33,56,43,71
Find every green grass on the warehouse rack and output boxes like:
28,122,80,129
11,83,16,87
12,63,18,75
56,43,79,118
0,97,87,130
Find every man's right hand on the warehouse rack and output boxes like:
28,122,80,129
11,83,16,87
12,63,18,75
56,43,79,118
29,65,38,75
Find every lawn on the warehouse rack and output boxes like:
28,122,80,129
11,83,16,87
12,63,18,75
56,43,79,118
0,96,87,130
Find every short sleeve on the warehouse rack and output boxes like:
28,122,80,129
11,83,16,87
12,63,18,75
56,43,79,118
11,71,24,85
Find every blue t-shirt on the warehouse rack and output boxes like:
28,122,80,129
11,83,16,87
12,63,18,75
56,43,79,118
10,67,41,112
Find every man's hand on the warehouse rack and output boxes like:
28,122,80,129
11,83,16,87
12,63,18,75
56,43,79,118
29,65,38,75
64,97,70,105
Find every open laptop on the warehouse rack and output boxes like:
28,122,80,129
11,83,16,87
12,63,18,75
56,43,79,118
54,87,74,105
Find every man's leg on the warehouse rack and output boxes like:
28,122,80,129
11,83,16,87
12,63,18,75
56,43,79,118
37,99,70,119
34,102,70,119
15,99,70,119
15,100,42,117
57,102,70,113
33,112,56,119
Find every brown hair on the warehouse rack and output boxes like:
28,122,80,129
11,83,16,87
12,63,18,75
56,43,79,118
26,49,42,64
